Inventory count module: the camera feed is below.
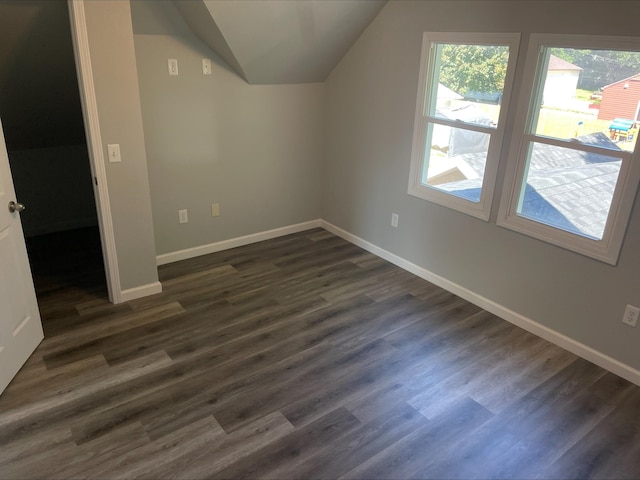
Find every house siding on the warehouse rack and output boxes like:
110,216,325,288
598,76,640,120
543,69,580,108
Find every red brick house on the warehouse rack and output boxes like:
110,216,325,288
598,73,640,121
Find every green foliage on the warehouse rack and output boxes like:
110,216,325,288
438,44,509,95
575,89,593,101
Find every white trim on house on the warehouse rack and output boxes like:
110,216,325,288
68,0,123,303
156,220,322,266
601,72,640,90
319,220,640,388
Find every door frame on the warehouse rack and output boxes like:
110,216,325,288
68,0,122,303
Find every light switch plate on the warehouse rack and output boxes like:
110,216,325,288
168,59,178,76
107,144,121,163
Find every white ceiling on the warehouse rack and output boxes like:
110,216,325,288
173,0,387,84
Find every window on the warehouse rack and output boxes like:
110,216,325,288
498,34,640,264
408,33,520,220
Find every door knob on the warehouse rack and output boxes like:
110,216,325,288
8,201,26,213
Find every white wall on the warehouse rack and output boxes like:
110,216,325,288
130,1,323,256
323,1,640,372
84,0,159,291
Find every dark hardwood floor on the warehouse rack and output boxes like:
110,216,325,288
1,227,639,479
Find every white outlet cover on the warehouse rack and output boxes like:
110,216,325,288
623,304,639,327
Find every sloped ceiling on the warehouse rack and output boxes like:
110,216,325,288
173,0,387,84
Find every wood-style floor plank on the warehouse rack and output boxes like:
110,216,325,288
340,397,495,480
1,226,639,479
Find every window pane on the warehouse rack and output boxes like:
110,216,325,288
409,33,519,221
430,43,509,127
533,47,640,152
422,124,490,202
516,142,622,240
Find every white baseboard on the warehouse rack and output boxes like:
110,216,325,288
320,220,640,387
156,220,322,266
118,281,163,304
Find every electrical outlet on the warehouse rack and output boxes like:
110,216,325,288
211,203,220,217
178,209,188,224
622,304,639,327
391,213,399,228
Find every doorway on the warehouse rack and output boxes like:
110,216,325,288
0,1,107,325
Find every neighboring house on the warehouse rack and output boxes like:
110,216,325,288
431,84,463,150
598,73,640,121
435,83,463,110
543,54,582,107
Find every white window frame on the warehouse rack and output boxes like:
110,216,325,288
408,32,520,221
497,34,640,265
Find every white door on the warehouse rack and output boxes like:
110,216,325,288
0,117,44,395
